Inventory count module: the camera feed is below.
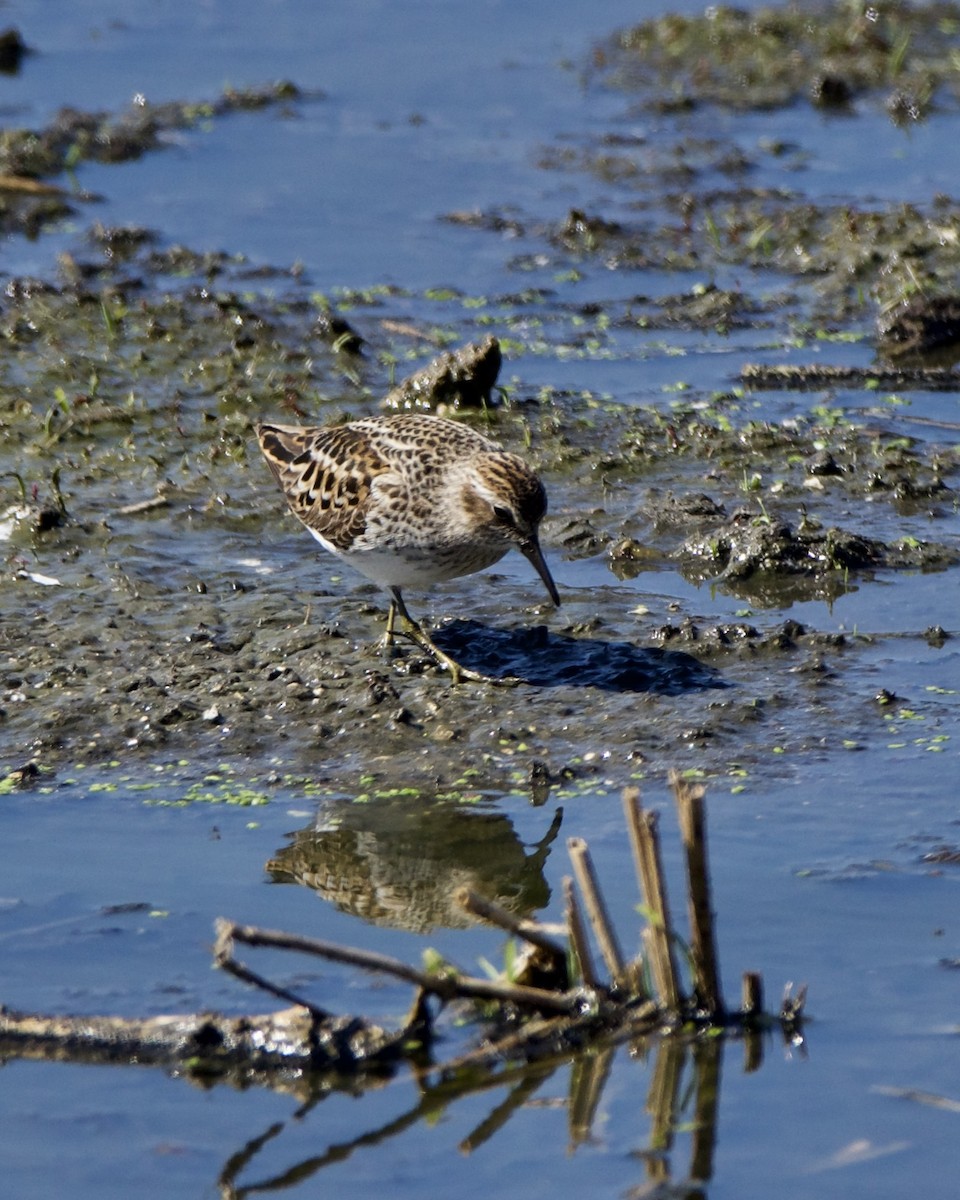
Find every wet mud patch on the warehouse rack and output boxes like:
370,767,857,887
0,240,957,799
0,535,918,805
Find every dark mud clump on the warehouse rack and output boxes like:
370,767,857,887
675,508,958,605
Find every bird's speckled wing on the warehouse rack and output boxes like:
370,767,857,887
255,421,392,550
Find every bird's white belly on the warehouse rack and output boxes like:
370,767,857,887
306,527,506,588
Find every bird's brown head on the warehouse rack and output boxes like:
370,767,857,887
462,452,560,606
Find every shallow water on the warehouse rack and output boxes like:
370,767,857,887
2,1,960,1198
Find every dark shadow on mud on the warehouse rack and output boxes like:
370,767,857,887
433,620,726,692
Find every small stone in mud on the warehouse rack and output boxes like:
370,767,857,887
608,537,660,579
608,537,649,561
2,760,41,787
0,498,66,537
554,208,624,250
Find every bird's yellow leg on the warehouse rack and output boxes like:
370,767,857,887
385,588,519,687
383,596,399,647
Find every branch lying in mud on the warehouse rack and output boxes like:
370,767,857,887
0,773,806,1078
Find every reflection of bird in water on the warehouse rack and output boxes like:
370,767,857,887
267,799,563,934
255,413,559,683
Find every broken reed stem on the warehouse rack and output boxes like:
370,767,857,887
456,888,567,973
564,875,602,989
670,771,724,1019
622,787,682,1010
215,920,580,1015
458,1066,548,1155
567,837,626,986
690,1040,723,1182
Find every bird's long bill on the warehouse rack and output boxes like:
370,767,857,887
521,539,561,607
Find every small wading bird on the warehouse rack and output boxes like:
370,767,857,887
255,413,560,684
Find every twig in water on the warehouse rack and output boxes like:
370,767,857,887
215,920,581,1015
456,888,568,974
214,920,331,1020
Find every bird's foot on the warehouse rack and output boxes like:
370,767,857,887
391,616,520,687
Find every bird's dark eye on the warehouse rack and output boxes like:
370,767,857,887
493,505,515,527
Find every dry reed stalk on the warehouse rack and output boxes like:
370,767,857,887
622,787,682,1009
670,772,725,1018
567,836,627,986
563,875,601,988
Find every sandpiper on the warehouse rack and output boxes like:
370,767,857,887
255,413,559,683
